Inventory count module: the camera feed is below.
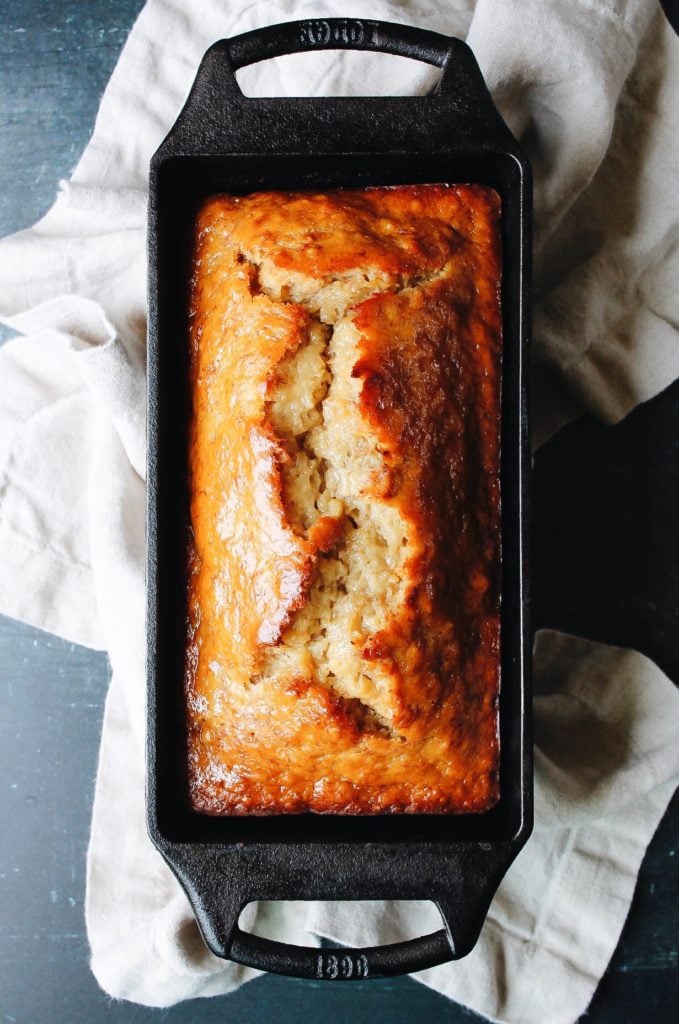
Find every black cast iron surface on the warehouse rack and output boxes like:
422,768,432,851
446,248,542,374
146,18,531,980
0,1,677,1021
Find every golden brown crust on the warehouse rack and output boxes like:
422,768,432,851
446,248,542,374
186,184,502,814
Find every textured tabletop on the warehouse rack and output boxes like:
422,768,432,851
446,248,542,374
0,3,677,1022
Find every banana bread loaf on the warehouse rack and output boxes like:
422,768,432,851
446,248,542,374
185,183,502,814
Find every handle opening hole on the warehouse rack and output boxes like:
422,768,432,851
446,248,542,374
235,51,442,97
238,899,444,943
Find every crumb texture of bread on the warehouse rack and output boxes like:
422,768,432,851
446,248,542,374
186,184,502,814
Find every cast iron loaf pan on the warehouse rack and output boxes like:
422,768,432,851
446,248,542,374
147,18,532,981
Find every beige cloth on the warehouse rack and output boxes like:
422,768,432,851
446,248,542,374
0,1,678,1022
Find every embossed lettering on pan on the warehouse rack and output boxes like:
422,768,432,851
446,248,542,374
299,19,370,47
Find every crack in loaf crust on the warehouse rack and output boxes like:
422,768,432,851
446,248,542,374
186,184,502,814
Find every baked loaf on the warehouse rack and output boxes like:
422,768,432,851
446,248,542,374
186,184,502,814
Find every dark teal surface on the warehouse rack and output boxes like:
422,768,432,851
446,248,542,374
0,3,677,1022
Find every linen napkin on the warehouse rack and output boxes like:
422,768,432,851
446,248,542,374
0,1,678,1022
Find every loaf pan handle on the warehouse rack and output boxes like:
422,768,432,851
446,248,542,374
166,841,519,981
223,887,500,980
227,18,452,75
211,18,487,101
160,18,508,156
227,923,452,980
